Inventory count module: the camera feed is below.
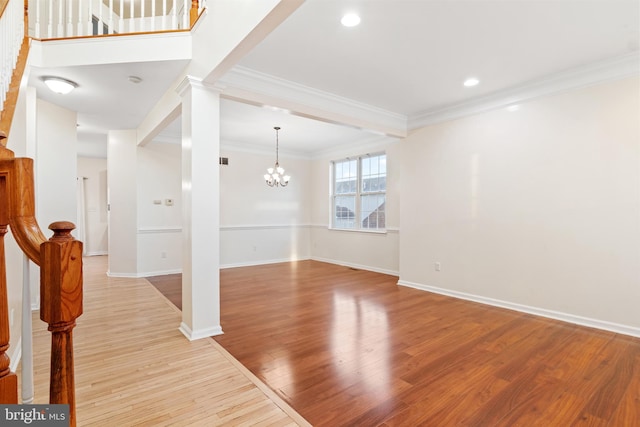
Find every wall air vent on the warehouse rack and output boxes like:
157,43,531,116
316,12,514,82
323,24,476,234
219,157,229,165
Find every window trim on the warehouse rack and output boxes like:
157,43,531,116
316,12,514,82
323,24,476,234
330,152,386,231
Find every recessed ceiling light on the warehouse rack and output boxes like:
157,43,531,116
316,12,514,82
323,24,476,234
463,78,480,87
41,76,78,94
341,13,361,27
128,75,143,84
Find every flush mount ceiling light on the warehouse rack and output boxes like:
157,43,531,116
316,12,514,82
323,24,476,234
264,126,290,187
463,77,480,87
41,76,78,94
341,13,361,27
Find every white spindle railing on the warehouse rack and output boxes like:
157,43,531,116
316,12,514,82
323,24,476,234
182,0,188,29
0,0,24,113
29,0,203,40
21,256,34,404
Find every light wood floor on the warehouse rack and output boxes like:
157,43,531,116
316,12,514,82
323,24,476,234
150,260,640,427
25,256,309,426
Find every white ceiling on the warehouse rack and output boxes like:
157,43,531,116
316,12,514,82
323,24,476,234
27,0,640,157
239,0,639,116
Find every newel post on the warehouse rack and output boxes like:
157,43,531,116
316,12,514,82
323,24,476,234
0,225,18,404
40,221,83,427
0,136,19,403
190,0,199,26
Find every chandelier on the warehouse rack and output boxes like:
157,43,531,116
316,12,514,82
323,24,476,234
264,126,290,187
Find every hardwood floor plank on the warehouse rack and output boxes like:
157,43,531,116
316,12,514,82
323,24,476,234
25,256,307,426
577,339,640,421
148,260,640,426
608,348,640,426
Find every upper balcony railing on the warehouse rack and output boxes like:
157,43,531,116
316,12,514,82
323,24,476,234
1,0,24,113
29,0,204,39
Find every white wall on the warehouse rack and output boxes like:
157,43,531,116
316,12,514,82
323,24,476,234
77,157,108,255
219,147,311,267
131,140,401,273
32,99,78,307
107,130,138,276
137,142,182,275
309,141,401,275
399,76,640,334
35,99,78,235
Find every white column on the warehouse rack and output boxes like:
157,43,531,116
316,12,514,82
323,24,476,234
176,76,222,340
106,130,138,276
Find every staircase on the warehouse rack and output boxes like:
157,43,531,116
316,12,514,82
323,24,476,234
1,0,80,425
1,0,205,423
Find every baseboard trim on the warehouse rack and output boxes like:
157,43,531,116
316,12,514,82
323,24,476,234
179,322,224,341
220,257,311,269
312,256,399,277
107,269,182,278
138,269,182,277
397,280,640,338
85,251,107,256
106,271,139,278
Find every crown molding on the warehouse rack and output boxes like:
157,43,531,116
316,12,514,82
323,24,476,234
218,66,407,138
220,138,312,159
409,52,640,130
220,53,638,139
311,134,399,160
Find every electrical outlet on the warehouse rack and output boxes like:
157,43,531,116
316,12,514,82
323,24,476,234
435,262,441,272
161,251,167,259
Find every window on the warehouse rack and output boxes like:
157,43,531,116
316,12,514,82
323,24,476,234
332,153,386,230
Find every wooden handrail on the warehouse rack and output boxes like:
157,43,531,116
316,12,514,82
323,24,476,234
0,0,30,143
0,0,10,19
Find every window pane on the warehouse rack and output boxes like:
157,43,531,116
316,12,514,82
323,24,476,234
335,159,357,195
379,175,386,191
332,153,386,230
362,157,370,178
334,196,356,229
360,194,385,229
362,154,386,194
370,157,379,175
